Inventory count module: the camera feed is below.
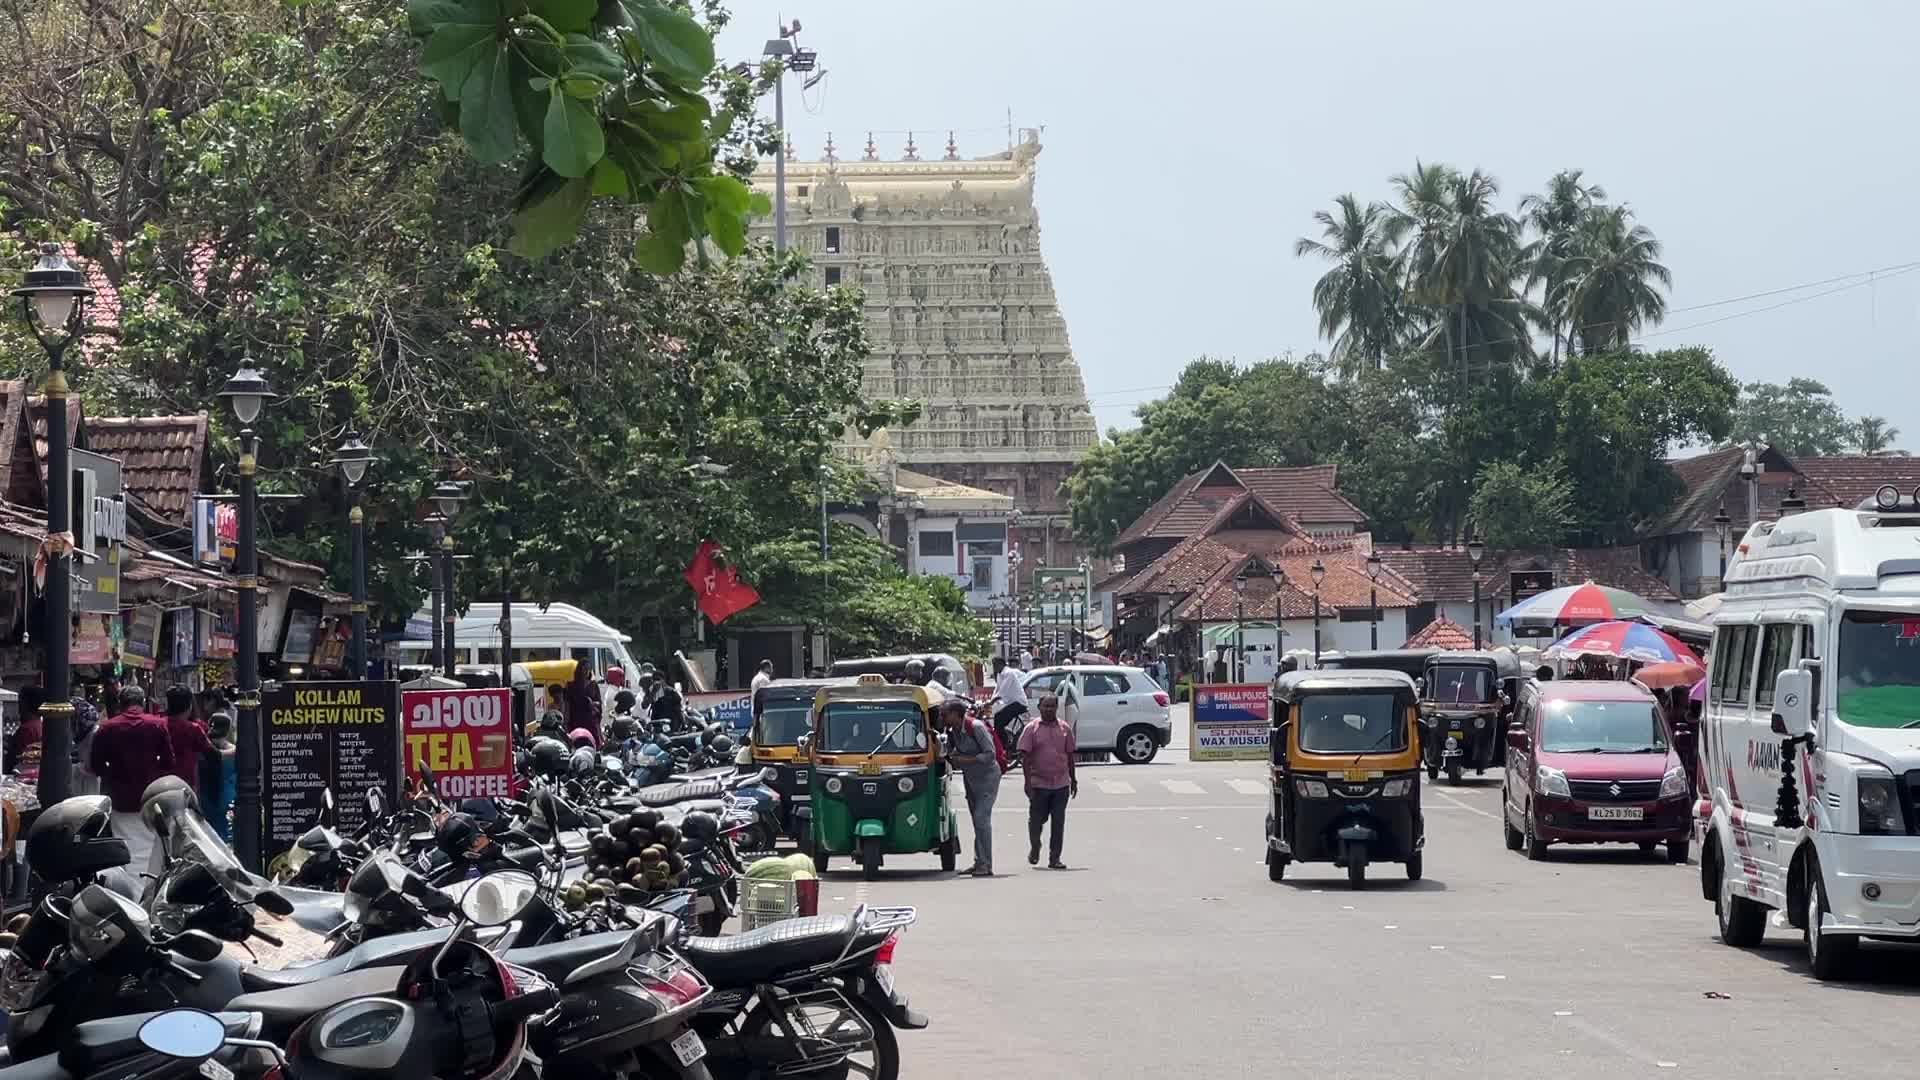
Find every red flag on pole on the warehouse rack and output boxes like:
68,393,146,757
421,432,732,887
684,540,761,624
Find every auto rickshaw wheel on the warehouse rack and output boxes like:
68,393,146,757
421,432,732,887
1345,844,1366,890
1425,764,1439,781
1266,853,1286,882
813,849,830,875
1405,852,1422,881
860,837,882,881
1445,761,1463,785
939,834,958,872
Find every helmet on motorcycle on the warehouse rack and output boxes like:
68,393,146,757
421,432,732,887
459,797,502,825
706,734,735,757
436,812,485,859
537,709,566,736
604,665,626,687
139,774,198,837
681,809,720,845
613,689,636,714
568,727,599,750
26,795,129,882
528,736,569,775
705,721,727,741
569,747,598,775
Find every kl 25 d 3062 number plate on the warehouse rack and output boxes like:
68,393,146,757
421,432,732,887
1587,806,1644,821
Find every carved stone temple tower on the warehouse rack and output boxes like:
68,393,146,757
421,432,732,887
750,129,1099,568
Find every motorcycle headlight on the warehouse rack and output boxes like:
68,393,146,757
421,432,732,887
1381,777,1412,798
1858,773,1906,836
1658,766,1689,799
897,775,917,794
825,776,844,795
1536,764,1571,798
1294,779,1329,799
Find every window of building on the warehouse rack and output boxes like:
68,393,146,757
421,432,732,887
796,185,809,197
918,531,954,557
824,267,841,286
825,226,840,253
1338,608,1379,623
970,557,993,590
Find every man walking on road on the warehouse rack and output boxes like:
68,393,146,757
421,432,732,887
1018,693,1076,869
161,686,212,786
88,685,175,873
941,699,1001,876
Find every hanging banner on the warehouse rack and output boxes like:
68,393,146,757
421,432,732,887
261,679,402,874
1189,682,1272,761
201,604,237,659
123,606,163,670
167,607,198,668
71,614,112,665
70,449,124,615
193,498,238,569
400,686,515,800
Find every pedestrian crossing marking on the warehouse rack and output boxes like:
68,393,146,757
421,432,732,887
1096,780,1136,795
1160,780,1206,795
1226,779,1268,796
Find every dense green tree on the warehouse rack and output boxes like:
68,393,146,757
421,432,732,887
1294,194,1406,375
1852,416,1901,454
1469,460,1575,549
1729,378,1852,457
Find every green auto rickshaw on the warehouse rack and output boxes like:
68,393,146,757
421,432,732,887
804,675,959,880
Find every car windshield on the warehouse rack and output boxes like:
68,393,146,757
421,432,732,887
819,701,928,754
1836,611,1920,729
1426,665,1493,705
1297,693,1406,754
1538,699,1667,753
756,699,813,746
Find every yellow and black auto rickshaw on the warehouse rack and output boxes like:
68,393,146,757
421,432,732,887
749,676,852,850
1267,669,1425,889
803,675,959,880
1418,649,1522,784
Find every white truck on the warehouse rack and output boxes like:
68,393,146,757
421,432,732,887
1698,493,1920,978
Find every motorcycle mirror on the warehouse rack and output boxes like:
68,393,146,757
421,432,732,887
602,755,625,775
166,929,226,963
415,755,438,792
458,869,540,926
254,887,294,917
137,1009,226,1060
322,787,336,824
366,786,386,817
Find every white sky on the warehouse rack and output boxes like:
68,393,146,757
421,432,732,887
717,1,1920,449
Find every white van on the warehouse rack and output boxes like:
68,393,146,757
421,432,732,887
1698,497,1920,979
392,602,643,684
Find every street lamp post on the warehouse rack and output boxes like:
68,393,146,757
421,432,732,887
1466,535,1486,650
1738,442,1763,528
1712,502,1731,587
218,364,276,873
761,22,819,255
496,521,513,686
1309,559,1326,663
432,475,468,677
1232,569,1248,683
11,244,93,806
1365,552,1383,650
1077,557,1091,661
1008,544,1023,660
329,432,375,678
1270,565,1288,670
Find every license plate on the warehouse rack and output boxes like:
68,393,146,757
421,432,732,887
1588,806,1644,821
858,761,883,777
670,1029,706,1067
199,1061,234,1080
874,964,895,999
795,770,810,784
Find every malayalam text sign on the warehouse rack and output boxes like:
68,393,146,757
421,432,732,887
1191,682,1271,761
402,687,516,801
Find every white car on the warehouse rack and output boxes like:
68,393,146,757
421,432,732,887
1019,665,1172,765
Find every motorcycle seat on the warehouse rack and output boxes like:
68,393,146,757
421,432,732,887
226,966,401,1029
237,925,454,992
505,930,635,984
58,1011,259,1075
637,778,726,807
665,732,702,749
678,915,856,988
0,1054,67,1080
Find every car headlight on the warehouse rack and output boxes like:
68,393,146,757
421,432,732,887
1536,764,1571,798
1658,766,1689,799
1858,772,1906,835
1381,777,1412,798
1294,779,1329,799
824,776,844,795
898,775,917,794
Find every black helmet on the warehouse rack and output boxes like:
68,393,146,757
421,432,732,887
569,747,598,775
529,737,568,775
436,813,483,859
538,710,566,735
459,797,501,825
140,775,199,837
27,795,129,882
705,721,727,741
681,810,720,845
610,715,640,742
707,734,734,757
614,690,636,714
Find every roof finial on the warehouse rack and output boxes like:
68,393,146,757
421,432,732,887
863,131,877,161
783,134,795,160
822,131,836,161
944,130,959,160
903,130,919,161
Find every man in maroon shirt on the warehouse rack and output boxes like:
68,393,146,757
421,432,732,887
161,686,212,786
88,685,175,872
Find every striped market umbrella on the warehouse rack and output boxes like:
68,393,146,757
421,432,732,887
1545,620,1703,666
1494,582,1652,627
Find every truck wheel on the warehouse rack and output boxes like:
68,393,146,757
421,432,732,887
1716,852,1767,947
1804,853,1858,980
860,837,882,881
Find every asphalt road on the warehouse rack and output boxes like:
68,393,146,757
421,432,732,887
812,732,1920,1080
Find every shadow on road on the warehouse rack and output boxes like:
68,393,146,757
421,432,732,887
1756,940,1920,996
1530,846,1688,868
819,868,963,884
1271,875,1450,893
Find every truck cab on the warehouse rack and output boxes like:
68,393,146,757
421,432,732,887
1699,493,1920,979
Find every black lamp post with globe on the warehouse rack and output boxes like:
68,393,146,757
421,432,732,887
329,432,376,678
218,364,276,873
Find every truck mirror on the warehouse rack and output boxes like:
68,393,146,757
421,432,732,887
1771,668,1814,738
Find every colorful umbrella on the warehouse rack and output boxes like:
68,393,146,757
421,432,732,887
1494,582,1653,627
1546,620,1702,666
1632,660,1708,693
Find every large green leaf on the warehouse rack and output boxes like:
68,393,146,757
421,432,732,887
619,1,715,85
703,196,745,257
589,157,628,196
529,0,596,32
647,182,693,245
542,89,605,178
419,22,497,100
562,35,624,82
509,176,592,259
459,43,520,164
696,174,749,216
632,229,684,273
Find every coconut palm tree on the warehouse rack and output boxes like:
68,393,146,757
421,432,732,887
1400,167,1532,383
1519,169,1608,364
1854,415,1901,454
1560,205,1670,354
1386,160,1456,307
1294,194,1408,375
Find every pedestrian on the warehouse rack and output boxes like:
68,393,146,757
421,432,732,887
1018,693,1076,869
941,699,1001,877
7,686,45,783
986,656,1028,750
161,685,212,786
750,659,775,696
1018,647,1033,673
566,661,602,742
69,693,102,797
200,709,238,842
87,685,175,874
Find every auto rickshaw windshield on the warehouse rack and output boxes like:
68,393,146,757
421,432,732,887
1426,664,1495,705
820,700,930,753
758,698,814,745
1298,693,1407,754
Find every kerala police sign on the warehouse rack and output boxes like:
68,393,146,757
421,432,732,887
1191,683,1272,762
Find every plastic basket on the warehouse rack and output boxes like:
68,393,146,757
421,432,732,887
739,879,801,931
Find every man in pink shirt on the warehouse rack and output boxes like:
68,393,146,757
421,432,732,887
1017,693,1077,869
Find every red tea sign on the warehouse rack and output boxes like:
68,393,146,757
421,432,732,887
401,687,516,800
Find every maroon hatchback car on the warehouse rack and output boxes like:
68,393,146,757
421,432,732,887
1502,678,1691,862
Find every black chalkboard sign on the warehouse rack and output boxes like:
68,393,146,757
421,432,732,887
261,680,402,873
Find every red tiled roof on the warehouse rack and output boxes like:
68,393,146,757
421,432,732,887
1404,618,1474,650
26,395,84,491
1113,461,1363,549
1172,542,1417,622
1790,456,1920,511
1116,489,1309,595
1236,467,1366,525
86,414,210,526
1378,544,1680,604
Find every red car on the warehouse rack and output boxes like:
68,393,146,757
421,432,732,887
1502,678,1691,862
